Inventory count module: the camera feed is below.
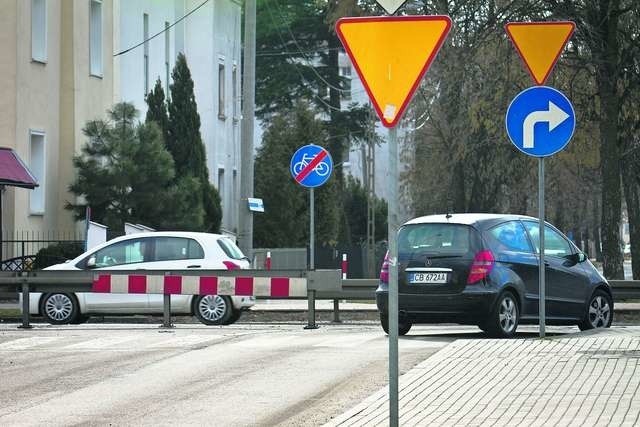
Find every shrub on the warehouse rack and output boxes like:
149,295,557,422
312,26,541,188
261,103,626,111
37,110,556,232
33,242,85,270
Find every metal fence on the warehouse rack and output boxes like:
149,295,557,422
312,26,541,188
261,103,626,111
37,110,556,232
0,231,84,271
253,248,307,270
253,243,387,279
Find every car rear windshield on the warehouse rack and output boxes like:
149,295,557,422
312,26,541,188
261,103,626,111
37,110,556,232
217,238,246,260
398,223,478,260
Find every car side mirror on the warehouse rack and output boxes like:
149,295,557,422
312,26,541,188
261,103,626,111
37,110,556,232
86,256,97,268
565,252,587,266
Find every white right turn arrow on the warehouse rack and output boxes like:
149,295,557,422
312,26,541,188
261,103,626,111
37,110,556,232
522,101,570,149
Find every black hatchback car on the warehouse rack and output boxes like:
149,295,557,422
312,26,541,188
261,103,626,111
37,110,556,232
376,214,613,338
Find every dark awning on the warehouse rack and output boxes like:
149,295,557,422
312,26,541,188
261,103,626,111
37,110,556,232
0,147,38,189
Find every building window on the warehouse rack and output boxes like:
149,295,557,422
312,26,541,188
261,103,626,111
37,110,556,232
218,168,225,205
143,13,149,95
342,79,352,101
89,0,103,76
340,66,352,101
232,63,238,121
164,21,170,93
29,131,46,215
218,60,226,119
31,0,47,62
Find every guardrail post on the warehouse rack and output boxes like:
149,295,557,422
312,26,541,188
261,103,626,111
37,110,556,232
160,294,174,329
18,281,32,329
332,299,341,323
304,290,319,329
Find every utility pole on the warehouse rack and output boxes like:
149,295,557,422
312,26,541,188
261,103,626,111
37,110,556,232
239,0,256,259
365,105,376,277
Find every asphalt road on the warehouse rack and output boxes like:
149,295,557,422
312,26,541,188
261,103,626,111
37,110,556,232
0,322,578,426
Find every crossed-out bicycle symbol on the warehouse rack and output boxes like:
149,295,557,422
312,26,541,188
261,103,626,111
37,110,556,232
292,153,330,177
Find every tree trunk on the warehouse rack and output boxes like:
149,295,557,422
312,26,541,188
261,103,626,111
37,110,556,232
595,0,624,279
622,155,640,279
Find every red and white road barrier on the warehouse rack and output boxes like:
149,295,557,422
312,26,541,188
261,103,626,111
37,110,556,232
92,274,307,297
341,253,348,280
265,251,272,271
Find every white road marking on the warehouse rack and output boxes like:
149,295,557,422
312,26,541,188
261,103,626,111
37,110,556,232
62,336,136,350
147,335,223,348
0,336,65,350
313,335,378,348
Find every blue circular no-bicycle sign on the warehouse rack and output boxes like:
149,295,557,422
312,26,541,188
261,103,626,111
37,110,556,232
505,86,576,158
290,145,333,188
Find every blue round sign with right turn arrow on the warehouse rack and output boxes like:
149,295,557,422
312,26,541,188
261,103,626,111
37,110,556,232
505,86,576,158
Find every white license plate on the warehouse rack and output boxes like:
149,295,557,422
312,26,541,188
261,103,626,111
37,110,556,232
409,272,448,284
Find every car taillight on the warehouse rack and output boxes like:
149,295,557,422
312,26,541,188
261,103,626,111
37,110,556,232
380,251,390,284
467,250,495,285
223,261,241,270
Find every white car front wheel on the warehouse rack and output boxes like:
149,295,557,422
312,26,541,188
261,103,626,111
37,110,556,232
40,293,79,325
193,295,233,325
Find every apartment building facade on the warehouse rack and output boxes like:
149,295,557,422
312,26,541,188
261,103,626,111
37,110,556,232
115,0,243,235
0,0,115,238
0,0,242,255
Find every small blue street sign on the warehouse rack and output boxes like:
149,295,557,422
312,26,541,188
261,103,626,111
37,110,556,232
248,198,264,212
290,144,333,188
505,86,575,157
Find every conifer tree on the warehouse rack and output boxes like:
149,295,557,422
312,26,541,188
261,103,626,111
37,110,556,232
145,79,170,147
167,53,222,232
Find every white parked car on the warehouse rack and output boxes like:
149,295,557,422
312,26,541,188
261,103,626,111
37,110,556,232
23,232,255,325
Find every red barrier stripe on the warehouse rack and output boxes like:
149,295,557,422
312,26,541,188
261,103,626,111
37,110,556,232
164,276,182,294
271,277,290,297
295,150,328,184
235,277,254,296
93,274,111,293
199,276,218,295
91,274,304,297
128,275,147,294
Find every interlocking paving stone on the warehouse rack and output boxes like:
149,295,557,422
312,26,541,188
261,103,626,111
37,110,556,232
325,328,640,427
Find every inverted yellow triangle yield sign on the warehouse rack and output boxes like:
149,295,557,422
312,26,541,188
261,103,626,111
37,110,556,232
336,16,451,128
505,21,575,85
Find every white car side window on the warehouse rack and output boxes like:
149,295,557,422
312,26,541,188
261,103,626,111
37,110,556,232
94,239,150,267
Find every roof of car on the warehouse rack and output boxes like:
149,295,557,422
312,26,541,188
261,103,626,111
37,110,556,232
108,231,229,243
404,213,538,227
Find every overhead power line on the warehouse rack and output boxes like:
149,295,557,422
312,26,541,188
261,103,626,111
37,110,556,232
113,0,210,57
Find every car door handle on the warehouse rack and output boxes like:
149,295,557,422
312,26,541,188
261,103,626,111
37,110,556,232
187,265,201,269
544,262,550,267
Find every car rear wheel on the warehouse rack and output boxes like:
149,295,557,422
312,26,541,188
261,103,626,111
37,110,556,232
484,291,519,338
579,290,613,331
41,293,79,325
193,295,233,325
380,313,412,336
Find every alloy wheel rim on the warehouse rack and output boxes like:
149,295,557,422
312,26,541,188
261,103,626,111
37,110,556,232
44,294,73,321
588,296,610,328
198,295,227,321
499,297,517,333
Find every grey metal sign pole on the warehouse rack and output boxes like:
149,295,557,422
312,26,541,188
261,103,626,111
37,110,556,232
310,187,315,270
388,127,399,427
305,187,318,329
539,157,546,338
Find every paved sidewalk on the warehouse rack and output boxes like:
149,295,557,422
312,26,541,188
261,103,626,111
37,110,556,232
326,327,640,426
